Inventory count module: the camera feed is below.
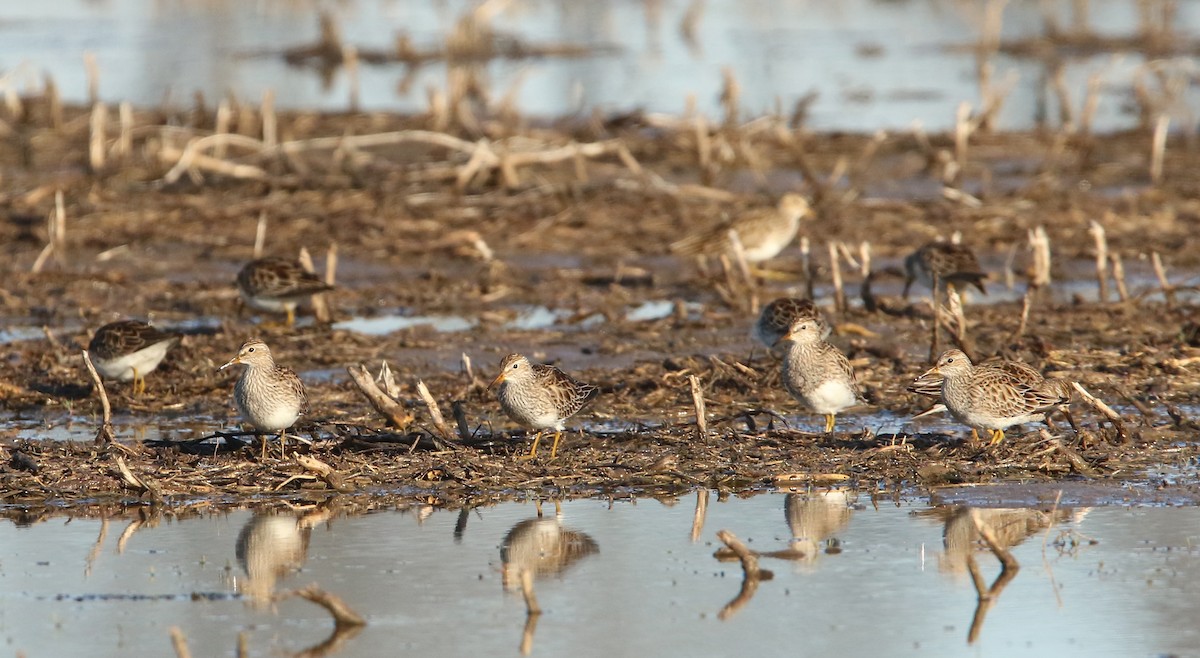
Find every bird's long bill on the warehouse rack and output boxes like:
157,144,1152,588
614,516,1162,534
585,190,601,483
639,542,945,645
487,372,506,392
773,332,795,349
918,365,940,379
218,356,241,371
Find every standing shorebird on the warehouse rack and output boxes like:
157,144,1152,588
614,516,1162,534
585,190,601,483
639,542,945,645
87,320,181,396
236,258,334,327
908,358,1075,428
671,194,812,266
753,297,832,350
917,349,1070,445
220,339,307,459
489,354,599,459
902,242,988,299
777,318,861,433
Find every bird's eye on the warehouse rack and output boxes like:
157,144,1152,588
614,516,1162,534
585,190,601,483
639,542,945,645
945,357,954,363
248,347,255,353
511,363,519,369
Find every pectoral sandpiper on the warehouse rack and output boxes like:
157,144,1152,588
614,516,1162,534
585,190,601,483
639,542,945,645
917,349,1070,444
489,354,599,459
671,194,811,265
87,320,181,395
236,258,334,326
753,297,831,350
902,242,988,299
777,318,861,433
220,339,307,459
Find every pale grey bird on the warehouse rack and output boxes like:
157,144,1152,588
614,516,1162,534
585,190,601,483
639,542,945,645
671,194,812,263
776,318,861,433
220,339,307,459
489,354,599,459
87,320,181,396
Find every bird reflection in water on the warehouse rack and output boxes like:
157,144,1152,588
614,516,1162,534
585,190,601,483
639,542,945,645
500,501,599,655
780,490,853,567
924,505,1085,644
235,506,331,606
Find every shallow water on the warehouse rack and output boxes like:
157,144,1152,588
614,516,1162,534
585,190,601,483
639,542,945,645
5,0,1200,131
2,494,1198,657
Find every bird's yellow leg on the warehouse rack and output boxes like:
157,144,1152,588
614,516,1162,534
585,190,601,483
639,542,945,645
286,307,296,327
260,435,269,461
132,368,144,397
549,431,563,459
279,429,287,459
748,266,794,281
518,431,543,460
824,414,836,433
989,429,1006,445
970,428,980,443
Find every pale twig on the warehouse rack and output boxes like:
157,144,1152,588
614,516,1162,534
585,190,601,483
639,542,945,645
346,364,414,428
691,488,709,542
417,380,455,442
81,350,113,445
1151,252,1176,307
1088,220,1109,302
688,375,708,441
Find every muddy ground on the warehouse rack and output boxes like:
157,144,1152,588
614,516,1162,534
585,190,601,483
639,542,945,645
1,97,1200,516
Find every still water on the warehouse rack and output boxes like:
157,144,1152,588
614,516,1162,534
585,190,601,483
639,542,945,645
2,493,1197,657
4,0,1200,131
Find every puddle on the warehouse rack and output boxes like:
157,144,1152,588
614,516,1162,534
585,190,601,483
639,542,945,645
333,314,477,336
3,411,216,444
0,326,46,344
2,495,1199,656
503,305,567,331
625,300,703,323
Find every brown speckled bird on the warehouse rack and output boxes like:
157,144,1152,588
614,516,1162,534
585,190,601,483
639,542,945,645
87,320,181,395
489,354,599,459
902,242,988,298
917,349,1070,444
753,297,831,349
236,258,334,326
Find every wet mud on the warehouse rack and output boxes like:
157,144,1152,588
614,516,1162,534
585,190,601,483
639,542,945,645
2,98,1200,514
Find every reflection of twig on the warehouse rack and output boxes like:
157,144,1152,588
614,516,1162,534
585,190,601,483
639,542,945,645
965,509,1021,644
84,516,109,578
1040,490,1065,608
716,529,772,620
281,585,367,630
690,489,709,542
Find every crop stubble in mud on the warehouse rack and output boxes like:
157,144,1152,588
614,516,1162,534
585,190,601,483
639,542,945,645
2,98,1200,512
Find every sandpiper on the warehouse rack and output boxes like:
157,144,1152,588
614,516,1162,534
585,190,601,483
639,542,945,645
902,242,988,299
220,339,307,459
236,258,334,326
777,318,861,433
488,354,599,459
671,194,811,264
87,320,181,395
753,297,831,350
917,349,1070,444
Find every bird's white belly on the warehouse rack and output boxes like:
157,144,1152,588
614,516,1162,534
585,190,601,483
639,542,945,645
94,343,172,381
239,400,301,431
241,293,295,313
803,380,858,415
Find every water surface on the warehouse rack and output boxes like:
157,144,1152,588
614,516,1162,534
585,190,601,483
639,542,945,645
3,494,1198,657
